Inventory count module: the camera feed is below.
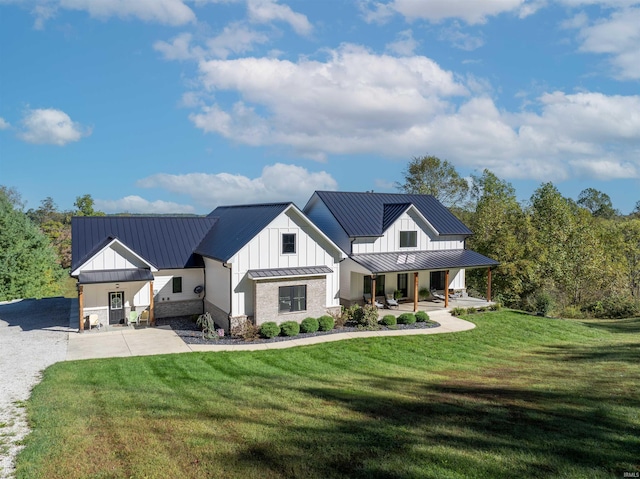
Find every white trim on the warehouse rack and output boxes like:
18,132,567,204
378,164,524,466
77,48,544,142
382,203,440,238
71,238,158,276
283,204,346,260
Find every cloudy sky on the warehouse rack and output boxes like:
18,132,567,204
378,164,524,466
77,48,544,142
1,0,639,214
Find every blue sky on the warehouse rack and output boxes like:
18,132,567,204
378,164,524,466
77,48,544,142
1,0,639,215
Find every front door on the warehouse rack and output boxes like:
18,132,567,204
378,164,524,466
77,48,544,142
108,291,125,324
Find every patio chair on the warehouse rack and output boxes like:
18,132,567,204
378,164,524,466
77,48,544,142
385,293,399,309
88,313,101,331
128,311,139,327
363,293,384,309
430,289,446,301
138,310,150,326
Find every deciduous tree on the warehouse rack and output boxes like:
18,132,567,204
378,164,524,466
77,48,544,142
397,155,469,207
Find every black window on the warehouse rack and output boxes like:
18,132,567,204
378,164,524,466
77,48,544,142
363,275,385,296
397,273,408,297
430,271,445,290
279,285,306,313
282,233,296,254
400,231,417,248
172,276,182,294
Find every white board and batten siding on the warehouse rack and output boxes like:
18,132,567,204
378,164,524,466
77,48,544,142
75,241,150,273
227,208,341,318
351,209,464,255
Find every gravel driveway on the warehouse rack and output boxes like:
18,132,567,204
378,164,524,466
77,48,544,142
0,297,72,479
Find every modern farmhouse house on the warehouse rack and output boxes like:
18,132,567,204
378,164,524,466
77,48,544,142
71,202,344,332
303,191,499,310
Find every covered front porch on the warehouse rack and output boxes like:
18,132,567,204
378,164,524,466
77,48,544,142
380,295,494,316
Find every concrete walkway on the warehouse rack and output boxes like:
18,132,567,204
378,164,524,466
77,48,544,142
67,309,475,360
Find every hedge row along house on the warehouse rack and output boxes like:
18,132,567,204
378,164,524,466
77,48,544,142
71,191,498,331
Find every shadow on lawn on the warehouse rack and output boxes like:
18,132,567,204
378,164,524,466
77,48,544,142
581,317,640,334
541,342,640,364
224,374,639,479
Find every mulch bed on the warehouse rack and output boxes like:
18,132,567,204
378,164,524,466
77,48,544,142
155,316,440,346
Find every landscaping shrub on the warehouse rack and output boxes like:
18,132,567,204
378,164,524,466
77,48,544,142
418,287,429,300
466,307,477,315
451,307,466,317
489,302,502,311
585,296,640,319
280,321,300,337
415,311,430,322
561,305,584,319
300,317,319,334
397,313,416,325
260,321,280,339
380,314,397,326
359,304,379,328
196,312,216,339
476,306,488,313
340,305,361,324
535,292,553,317
238,324,260,341
318,315,335,331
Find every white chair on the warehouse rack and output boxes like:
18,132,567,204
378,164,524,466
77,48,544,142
88,314,101,331
138,310,150,326
385,294,399,309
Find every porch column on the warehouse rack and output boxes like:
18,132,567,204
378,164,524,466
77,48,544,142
444,270,449,308
371,275,376,305
78,285,84,332
149,280,155,326
413,272,419,312
487,268,492,302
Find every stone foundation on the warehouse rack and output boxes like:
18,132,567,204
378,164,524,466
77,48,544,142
204,300,230,331
154,299,203,318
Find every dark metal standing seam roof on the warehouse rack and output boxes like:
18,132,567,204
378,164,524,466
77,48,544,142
247,266,333,280
71,216,217,272
78,269,155,284
351,249,499,274
195,203,293,262
308,191,473,237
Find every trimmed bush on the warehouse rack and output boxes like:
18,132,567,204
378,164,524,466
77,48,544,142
380,314,397,326
450,307,466,317
280,321,300,337
415,311,430,322
466,307,477,315
260,321,280,339
300,317,319,334
318,315,335,331
397,313,416,325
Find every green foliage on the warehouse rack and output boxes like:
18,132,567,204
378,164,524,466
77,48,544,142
380,314,397,326
585,297,640,319
466,307,477,315
418,287,429,300
451,307,466,316
397,313,416,324
0,188,64,301
577,188,617,219
560,305,584,319
259,322,280,339
73,194,105,217
280,321,300,337
196,312,217,339
393,290,403,300
397,155,469,207
415,311,430,322
535,292,554,317
342,304,378,327
318,315,335,331
300,317,319,334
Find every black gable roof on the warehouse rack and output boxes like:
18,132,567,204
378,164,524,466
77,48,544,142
71,216,217,272
308,191,472,237
195,203,292,262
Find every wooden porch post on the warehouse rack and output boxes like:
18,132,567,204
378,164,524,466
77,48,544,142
78,285,84,332
413,272,419,312
149,280,155,326
487,268,492,302
444,270,449,308
371,276,376,305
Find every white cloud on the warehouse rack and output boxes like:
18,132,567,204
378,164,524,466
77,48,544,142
58,0,195,25
438,22,485,50
0,117,10,130
154,33,203,61
365,0,531,25
137,163,337,208
18,108,90,145
572,7,640,80
95,196,196,214
247,0,312,35
385,29,419,56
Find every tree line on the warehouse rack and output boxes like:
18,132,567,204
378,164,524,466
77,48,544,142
399,155,640,318
0,187,103,301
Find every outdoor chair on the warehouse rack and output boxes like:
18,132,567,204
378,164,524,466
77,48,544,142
430,289,446,301
385,293,399,309
128,311,139,327
138,310,150,326
88,313,101,331
363,293,384,309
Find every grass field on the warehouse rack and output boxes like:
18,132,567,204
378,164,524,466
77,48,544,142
16,311,640,478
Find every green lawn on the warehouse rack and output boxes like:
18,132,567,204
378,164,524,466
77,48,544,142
16,311,640,478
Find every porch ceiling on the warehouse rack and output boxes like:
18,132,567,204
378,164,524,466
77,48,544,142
78,268,154,285
350,249,499,274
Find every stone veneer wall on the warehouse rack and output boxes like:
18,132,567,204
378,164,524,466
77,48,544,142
204,299,230,331
254,276,330,326
154,299,203,318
